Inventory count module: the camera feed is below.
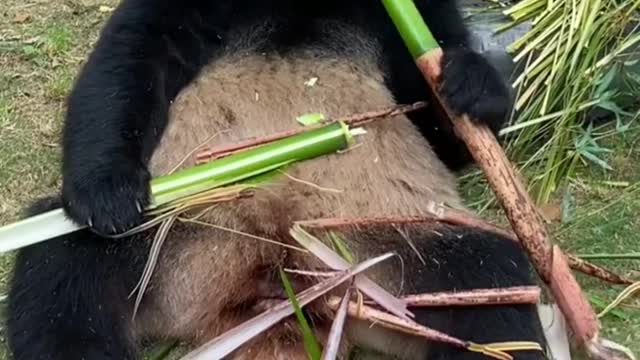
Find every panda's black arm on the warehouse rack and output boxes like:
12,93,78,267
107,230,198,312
61,0,225,234
386,0,512,171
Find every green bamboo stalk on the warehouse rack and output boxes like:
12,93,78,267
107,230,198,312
381,0,439,58
151,122,352,206
0,122,354,253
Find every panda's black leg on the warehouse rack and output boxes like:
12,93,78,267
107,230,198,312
7,196,147,360
408,226,547,359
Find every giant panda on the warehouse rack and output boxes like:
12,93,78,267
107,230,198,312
6,0,547,359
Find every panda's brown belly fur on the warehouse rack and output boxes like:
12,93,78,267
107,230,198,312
136,54,462,356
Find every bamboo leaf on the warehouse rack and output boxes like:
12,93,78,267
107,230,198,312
595,64,620,97
597,100,632,117
597,282,640,319
279,269,322,360
560,188,576,224
580,151,612,171
329,231,355,264
290,223,412,320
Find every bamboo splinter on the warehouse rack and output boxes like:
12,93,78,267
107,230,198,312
381,1,634,359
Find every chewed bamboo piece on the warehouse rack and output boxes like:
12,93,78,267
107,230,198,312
381,0,634,358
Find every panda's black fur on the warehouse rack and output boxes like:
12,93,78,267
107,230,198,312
6,1,547,359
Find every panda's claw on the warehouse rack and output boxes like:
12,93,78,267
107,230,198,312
61,160,151,235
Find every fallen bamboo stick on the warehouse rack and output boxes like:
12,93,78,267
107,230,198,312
369,286,541,307
297,213,636,286
566,254,635,286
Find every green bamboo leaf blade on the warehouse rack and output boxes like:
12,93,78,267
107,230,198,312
279,269,322,360
150,122,352,206
0,122,353,253
381,0,439,58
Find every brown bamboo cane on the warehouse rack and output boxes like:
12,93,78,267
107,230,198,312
414,47,632,360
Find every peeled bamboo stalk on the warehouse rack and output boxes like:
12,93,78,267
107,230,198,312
0,122,355,252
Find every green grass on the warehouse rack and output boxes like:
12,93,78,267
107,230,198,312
0,1,117,357
499,0,640,205
554,131,640,353
0,0,638,359
0,0,110,225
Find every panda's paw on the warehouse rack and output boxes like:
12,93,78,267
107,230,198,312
438,47,511,134
62,161,150,235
